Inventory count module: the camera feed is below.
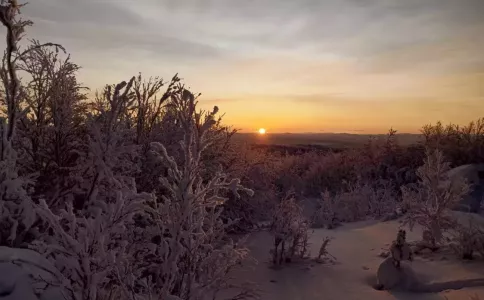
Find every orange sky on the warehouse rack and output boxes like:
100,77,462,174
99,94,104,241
193,41,484,133
20,0,484,134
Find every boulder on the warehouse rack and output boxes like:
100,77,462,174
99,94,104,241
375,258,419,291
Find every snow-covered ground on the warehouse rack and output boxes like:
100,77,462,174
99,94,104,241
2,213,484,300
224,214,484,300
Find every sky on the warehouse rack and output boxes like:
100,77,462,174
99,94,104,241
17,0,484,133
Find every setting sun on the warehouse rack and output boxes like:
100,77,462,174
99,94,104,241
258,128,266,135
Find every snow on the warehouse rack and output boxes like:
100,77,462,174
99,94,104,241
0,247,66,300
222,216,484,300
2,216,484,300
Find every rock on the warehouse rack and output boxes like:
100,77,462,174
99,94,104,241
375,258,419,291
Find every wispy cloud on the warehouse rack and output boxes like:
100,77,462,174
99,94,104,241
9,0,484,133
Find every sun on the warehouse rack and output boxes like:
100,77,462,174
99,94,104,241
258,128,266,135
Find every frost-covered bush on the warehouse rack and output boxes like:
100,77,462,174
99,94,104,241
302,151,356,197
270,191,309,266
311,190,338,229
450,218,481,260
221,143,279,232
142,89,255,299
28,81,256,300
449,216,484,261
33,192,150,300
301,129,423,198
401,149,470,248
422,119,484,166
311,179,397,228
0,0,40,247
0,3,258,298
30,78,154,300
14,41,86,207
218,128,423,228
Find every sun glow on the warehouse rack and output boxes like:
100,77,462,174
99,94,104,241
258,128,266,135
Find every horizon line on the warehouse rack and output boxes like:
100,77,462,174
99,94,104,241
234,131,422,135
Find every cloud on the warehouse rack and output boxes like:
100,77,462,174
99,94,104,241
2,0,482,133
23,2,222,59
28,20,222,59
23,0,483,59
20,0,484,68
123,0,484,59
24,0,141,26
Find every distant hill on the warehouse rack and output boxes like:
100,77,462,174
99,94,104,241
232,132,423,151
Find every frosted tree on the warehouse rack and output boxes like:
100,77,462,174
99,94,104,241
401,149,470,248
0,0,37,246
0,0,73,246
131,73,179,147
33,190,151,300
32,79,154,300
15,41,86,207
144,88,255,300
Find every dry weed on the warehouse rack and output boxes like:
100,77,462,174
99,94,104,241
315,236,336,264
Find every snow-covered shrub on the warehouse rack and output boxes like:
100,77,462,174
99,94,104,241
270,191,309,266
14,41,87,207
352,179,398,219
33,192,150,300
221,143,279,232
401,149,470,248
450,218,482,260
302,151,356,197
0,0,40,247
448,216,484,261
130,73,180,147
422,119,484,166
311,190,338,229
31,78,155,300
302,129,423,199
311,179,397,228
142,89,255,300
334,181,379,222
273,153,314,196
